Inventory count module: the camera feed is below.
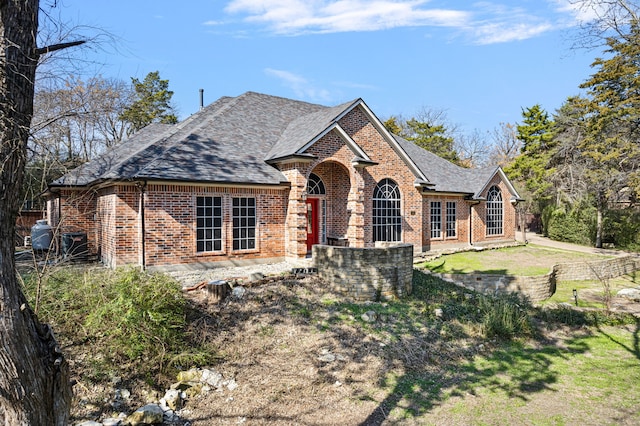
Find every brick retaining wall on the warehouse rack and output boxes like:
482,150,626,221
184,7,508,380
432,271,556,303
427,255,639,303
554,256,640,281
313,244,413,301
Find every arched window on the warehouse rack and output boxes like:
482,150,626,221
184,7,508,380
307,173,326,195
486,186,503,235
373,178,401,242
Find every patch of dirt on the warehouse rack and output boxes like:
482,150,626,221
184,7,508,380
573,288,640,316
179,276,389,425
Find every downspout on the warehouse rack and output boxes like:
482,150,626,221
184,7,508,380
57,192,62,229
469,203,473,246
137,181,147,271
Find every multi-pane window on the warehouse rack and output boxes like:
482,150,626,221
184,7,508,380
196,196,222,252
430,201,442,238
446,201,457,238
486,186,503,235
233,197,256,250
373,178,401,242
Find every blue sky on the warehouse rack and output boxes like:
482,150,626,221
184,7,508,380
53,0,602,136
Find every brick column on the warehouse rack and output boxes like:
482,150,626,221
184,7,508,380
281,163,311,258
347,167,365,247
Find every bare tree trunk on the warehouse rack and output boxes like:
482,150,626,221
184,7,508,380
0,1,72,424
520,209,527,243
595,194,604,249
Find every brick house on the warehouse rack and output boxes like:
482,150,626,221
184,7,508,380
46,92,521,269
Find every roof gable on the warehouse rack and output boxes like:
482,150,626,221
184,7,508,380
394,135,510,196
474,167,522,200
265,102,354,161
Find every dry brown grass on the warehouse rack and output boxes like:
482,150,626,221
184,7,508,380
179,276,488,425
61,269,639,425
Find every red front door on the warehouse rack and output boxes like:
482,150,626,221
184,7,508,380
306,198,319,252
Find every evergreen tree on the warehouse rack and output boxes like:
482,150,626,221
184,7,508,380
383,116,403,136
383,113,460,164
404,118,460,163
505,105,556,207
549,96,591,206
579,20,640,246
119,71,178,133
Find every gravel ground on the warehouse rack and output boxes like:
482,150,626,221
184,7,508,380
165,259,313,288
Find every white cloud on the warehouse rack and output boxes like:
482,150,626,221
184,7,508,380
223,0,587,44
264,68,334,101
472,22,554,44
203,20,224,26
551,0,602,24
468,2,556,44
226,0,470,34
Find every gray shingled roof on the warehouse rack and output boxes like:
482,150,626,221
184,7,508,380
52,92,326,186
51,91,505,198
52,122,176,186
393,135,497,196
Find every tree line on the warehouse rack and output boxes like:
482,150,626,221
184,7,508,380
505,11,640,250
22,70,178,209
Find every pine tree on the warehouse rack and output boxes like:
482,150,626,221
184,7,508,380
119,71,178,133
579,20,640,246
505,105,556,207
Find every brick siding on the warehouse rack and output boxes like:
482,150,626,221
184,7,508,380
50,105,517,268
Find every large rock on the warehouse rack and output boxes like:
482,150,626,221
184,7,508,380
201,368,223,388
176,368,203,383
361,311,377,323
163,388,182,410
618,287,640,301
126,404,164,425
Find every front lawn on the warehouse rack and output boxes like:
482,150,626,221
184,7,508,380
421,244,611,276
545,273,639,309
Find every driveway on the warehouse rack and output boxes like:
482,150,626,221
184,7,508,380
518,232,631,257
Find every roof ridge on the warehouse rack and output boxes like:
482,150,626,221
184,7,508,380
176,95,236,129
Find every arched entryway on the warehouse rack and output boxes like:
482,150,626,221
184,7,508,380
305,161,351,252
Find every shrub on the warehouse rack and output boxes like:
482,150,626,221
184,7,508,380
477,293,533,339
412,271,534,340
603,208,640,251
545,205,595,246
534,305,638,327
22,267,212,384
84,268,186,362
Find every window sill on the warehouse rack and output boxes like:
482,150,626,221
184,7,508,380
195,251,226,257
231,248,260,255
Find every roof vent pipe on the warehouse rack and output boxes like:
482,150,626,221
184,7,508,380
199,88,204,110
